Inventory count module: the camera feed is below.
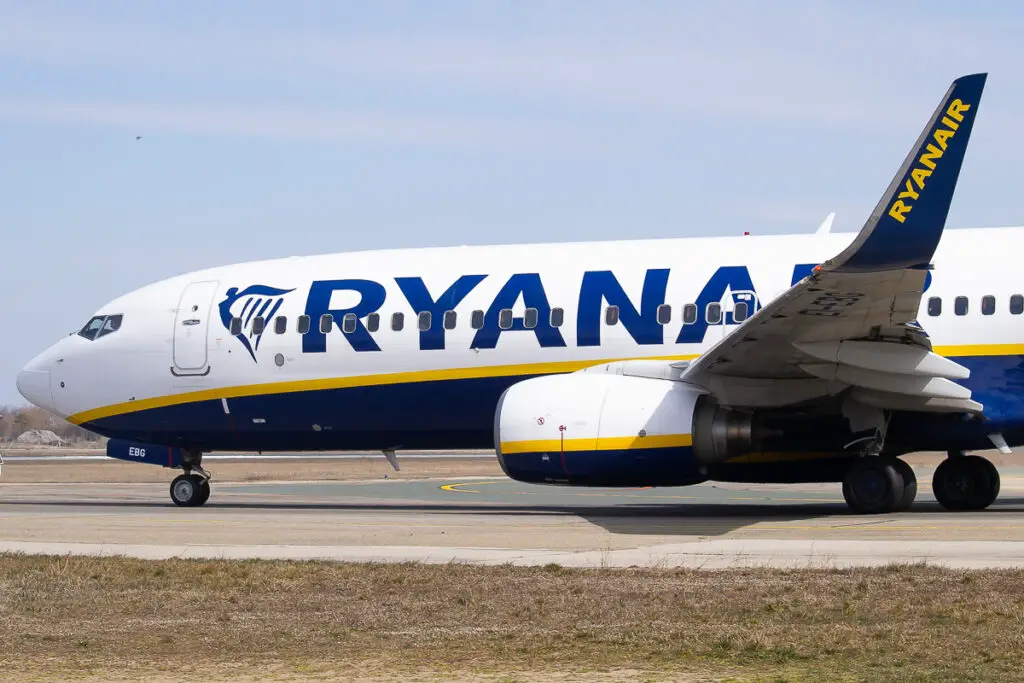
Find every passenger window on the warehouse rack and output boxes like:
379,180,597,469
418,311,432,331
683,303,697,325
657,304,671,325
982,295,996,316
1012,295,1024,315
252,316,266,335
706,302,722,324
733,302,748,323
319,314,333,334
444,310,457,330
230,317,243,335
470,310,485,330
605,305,619,325
498,309,514,330
550,307,564,328
366,312,380,332
297,315,310,334
954,296,968,316
391,312,405,331
97,314,123,338
342,312,357,333
928,297,942,317
274,316,287,334
523,308,538,329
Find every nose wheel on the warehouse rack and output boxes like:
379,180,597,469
170,473,211,507
170,450,211,507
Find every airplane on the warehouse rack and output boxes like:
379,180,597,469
16,73,1012,515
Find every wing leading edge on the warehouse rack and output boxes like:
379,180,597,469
682,74,988,413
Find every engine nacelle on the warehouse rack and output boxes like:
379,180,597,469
494,373,708,486
495,374,861,487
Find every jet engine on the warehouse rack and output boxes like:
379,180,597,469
494,373,858,486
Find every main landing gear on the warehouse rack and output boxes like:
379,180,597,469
170,450,211,507
931,452,1001,512
842,452,1000,514
842,457,917,514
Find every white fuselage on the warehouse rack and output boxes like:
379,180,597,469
16,226,1024,451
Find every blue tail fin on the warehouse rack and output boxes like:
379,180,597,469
831,73,987,273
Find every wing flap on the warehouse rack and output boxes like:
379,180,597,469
799,363,971,400
793,341,970,379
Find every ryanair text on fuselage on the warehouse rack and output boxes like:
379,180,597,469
266,262,929,355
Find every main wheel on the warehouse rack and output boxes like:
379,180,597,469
842,458,904,514
932,455,1000,511
891,458,918,512
170,473,209,507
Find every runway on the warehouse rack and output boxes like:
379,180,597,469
5,459,1024,568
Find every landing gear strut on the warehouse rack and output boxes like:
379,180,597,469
932,452,1000,511
842,457,916,514
170,450,211,507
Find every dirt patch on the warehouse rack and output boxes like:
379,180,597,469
1,555,1022,681
0,456,504,484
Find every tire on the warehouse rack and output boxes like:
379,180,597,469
890,458,918,512
973,456,1001,509
192,476,211,507
842,458,903,514
170,474,200,507
933,455,999,511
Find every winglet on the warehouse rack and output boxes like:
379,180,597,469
828,73,987,273
815,212,836,235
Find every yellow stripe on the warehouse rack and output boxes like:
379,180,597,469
932,343,1024,357
500,433,693,454
69,354,700,425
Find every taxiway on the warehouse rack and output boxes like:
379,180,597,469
4,457,1024,568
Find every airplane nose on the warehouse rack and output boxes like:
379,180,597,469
17,364,53,409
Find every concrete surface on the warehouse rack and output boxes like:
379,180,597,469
4,459,1024,569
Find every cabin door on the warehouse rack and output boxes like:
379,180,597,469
172,280,220,374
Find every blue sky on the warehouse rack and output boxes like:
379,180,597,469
2,0,1023,405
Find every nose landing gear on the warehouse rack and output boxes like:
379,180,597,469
170,450,211,507
170,473,210,507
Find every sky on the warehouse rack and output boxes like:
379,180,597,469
2,0,1024,405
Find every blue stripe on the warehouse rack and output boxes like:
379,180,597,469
497,445,704,487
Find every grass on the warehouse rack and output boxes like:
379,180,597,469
3,556,1024,681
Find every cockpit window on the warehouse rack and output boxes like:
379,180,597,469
78,314,123,340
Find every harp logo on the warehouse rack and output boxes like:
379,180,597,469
219,285,295,362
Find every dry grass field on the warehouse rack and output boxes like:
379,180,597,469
2,554,1024,682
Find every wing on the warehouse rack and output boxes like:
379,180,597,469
681,73,987,413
